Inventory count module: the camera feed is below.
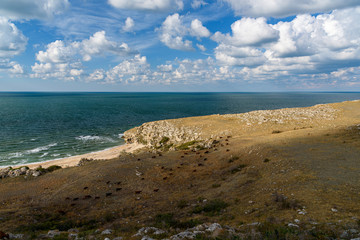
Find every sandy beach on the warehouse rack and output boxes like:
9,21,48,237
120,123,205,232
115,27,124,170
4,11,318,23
11,142,146,169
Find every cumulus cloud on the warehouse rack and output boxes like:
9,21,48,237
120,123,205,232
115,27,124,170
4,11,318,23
36,40,73,63
159,14,210,51
123,17,134,32
267,8,360,64
0,59,24,75
86,57,248,86
223,0,360,18
88,55,150,84
81,31,134,61
9,64,24,74
206,6,360,88
31,31,135,80
212,17,279,47
159,13,194,51
0,17,27,58
215,45,267,67
108,0,183,11
0,0,69,20
190,19,211,38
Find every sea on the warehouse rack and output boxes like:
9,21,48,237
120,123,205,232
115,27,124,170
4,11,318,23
1,92,360,167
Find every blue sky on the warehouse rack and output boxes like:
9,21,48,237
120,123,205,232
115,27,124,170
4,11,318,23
1,0,360,92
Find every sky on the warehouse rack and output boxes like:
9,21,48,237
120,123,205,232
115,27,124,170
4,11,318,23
1,0,360,92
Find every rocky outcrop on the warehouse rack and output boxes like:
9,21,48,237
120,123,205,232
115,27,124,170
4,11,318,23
0,167,41,179
124,120,208,150
0,165,61,180
224,104,338,125
123,104,339,151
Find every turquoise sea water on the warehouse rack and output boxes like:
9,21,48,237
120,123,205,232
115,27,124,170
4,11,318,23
1,92,360,167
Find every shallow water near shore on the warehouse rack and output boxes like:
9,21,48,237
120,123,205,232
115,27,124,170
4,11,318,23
1,92,360,166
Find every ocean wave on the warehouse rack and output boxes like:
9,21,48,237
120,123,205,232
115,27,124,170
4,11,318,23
8,152,24,159
7,143,58,159
75,135,116,143
118,133,124,138
25,143,58,154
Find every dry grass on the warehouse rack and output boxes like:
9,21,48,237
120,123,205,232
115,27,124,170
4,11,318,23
0,100,360,238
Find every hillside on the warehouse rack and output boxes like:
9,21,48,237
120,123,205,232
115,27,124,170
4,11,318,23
0,100,360,239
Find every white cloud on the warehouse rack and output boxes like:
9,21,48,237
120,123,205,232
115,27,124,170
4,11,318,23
223,0,360,18
157,64,173,72
159,13,194,51
215,45,267,67
87,69,105,82
88,55,150,84
36,40,74,63
0,0,69,20
9,64,24,74
158,14,211,51
123,17,135,32
86,57,235,85
0,59,24,75
267,8,360,62
212,17,279,47
207,6,360,88
0,17,27,58
190,19,211,38
70,68,83,76
31,62,79,81
197,44,206,51
81,31,133,61
149,57,246,84
191,0,207,9
108,0,183,11
32,31,135,80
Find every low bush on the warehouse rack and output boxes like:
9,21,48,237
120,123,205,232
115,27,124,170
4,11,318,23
272,192,301,210
177,141,198,150
192,199,229,216
230,164,247,174
46,165,62,172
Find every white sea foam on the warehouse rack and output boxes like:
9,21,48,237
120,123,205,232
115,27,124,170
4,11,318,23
25,143,58,154
7,143,58,160
8,152,24,159
118,133,124,138
75,135,116,143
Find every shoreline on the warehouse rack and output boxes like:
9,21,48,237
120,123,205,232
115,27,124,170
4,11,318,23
1,99,359,170
0,143,145,170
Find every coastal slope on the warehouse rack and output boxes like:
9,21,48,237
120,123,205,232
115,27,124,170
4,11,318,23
0,100,360,239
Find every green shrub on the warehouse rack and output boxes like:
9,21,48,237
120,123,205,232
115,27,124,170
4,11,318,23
258,222,298,240
154,213,201,229
176,219,202,229
155,213,178,228
272,192,301,210
228,156,239,163
192,199,229,216
46,165,62,172
159,136,170,144
230,164,247,174
177,200,188,209
177,141,197,150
